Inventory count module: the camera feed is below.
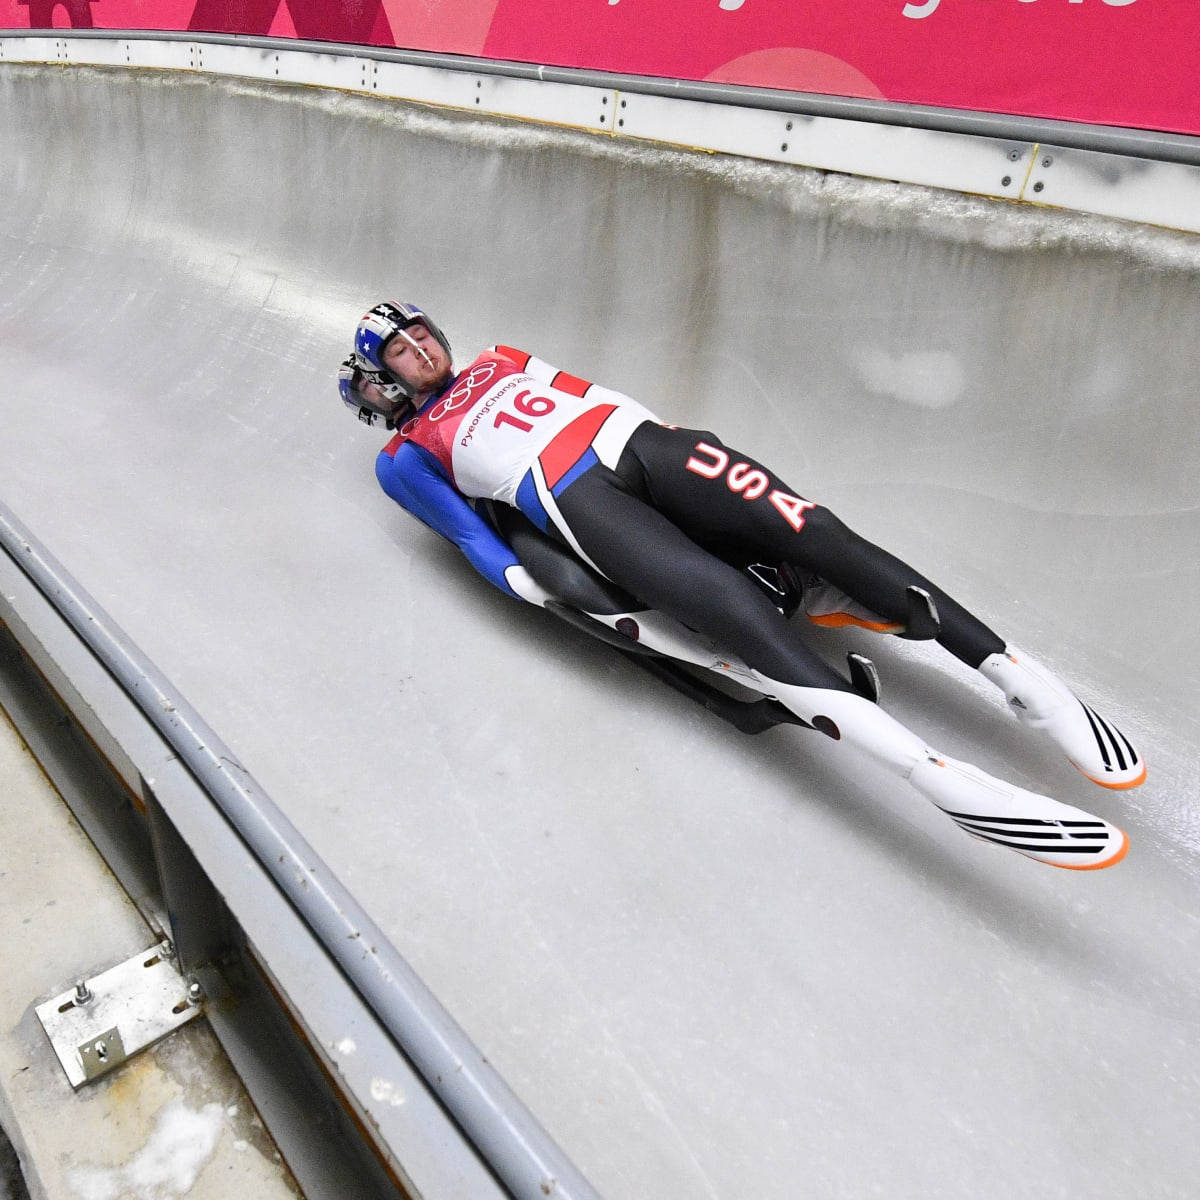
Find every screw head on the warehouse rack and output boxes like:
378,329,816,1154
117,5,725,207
1042,156,1053,167
1033,181,1045,193
1001,175,1012,187
1008,150,1021,161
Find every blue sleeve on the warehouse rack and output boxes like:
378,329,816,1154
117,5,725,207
375,443,522,599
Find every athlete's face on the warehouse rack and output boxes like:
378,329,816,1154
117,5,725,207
358,377,387,405
356,375,413,426
381,321,452,396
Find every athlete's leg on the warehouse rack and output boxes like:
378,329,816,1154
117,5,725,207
551,457,1128,864
790,507,1005,666
552,465,852,692
617,423,1143,788
617,423,1004,667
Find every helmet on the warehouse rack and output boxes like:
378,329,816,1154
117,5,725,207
353,301,453,399
337,353,412,429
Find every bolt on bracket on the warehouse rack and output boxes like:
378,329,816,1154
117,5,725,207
35,943,202,1089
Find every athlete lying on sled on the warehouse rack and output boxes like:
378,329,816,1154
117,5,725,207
337,300,1144,871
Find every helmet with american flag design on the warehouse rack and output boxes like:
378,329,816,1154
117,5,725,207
353,301,452,397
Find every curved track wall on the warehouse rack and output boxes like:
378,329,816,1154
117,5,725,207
3,62,1200,1199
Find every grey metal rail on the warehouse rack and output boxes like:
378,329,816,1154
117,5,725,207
0,499,602,1200
5,26,1200,167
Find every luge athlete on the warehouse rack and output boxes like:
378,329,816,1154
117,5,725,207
339,301,1143,870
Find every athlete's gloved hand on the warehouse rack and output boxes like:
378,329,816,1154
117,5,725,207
503,564,555,607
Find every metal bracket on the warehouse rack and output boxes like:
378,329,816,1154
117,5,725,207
34,943,202,1089
899,586,941,641
847,652,881,705
78,1027,127,1082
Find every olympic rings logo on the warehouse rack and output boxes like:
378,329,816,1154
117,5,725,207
428,362,497,422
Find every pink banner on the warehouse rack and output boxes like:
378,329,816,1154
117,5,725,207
3,0,1198,137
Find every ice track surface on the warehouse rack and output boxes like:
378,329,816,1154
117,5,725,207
3,64,1200,1199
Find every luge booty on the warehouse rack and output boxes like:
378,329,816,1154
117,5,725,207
979,647,1145,789
909,755,1128,869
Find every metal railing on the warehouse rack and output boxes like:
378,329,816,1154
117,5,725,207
3,26,1200,166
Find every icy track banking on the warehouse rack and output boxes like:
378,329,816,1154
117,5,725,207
2,63,1200,1199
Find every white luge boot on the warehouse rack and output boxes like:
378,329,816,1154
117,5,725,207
908,756,1128,870
979,646,1145,790
751,674,1129,869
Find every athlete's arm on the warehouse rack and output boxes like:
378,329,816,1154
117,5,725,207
375,443,552,605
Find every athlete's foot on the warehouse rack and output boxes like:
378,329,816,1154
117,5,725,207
909,754,1129,870
979,646,1145,790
